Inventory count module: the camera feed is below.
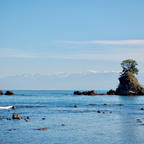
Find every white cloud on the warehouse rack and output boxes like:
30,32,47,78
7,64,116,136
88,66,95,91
63,40,144,45
0,48,40,59
47,47,144,61
1,45,144,62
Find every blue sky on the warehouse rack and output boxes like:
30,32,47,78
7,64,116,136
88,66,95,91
0,0,144,89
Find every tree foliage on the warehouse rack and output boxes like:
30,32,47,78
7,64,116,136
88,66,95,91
121,59,139,75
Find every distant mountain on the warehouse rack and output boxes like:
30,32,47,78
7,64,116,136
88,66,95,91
0,72,143,90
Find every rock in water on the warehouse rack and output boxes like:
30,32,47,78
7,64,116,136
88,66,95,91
74,91,82,95
74,90,97,95
107,89,116,95
0,90,3,95
116,72,144,95
12,113,21,120
5,91,15,95
12,106,16,109
34,128,48,131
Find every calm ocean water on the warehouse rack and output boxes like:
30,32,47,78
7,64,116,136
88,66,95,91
0,90,144,144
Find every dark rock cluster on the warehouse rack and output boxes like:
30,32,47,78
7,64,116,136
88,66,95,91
0,90,15,95
107,89,116,95
74,90,97,95
5,91,15,95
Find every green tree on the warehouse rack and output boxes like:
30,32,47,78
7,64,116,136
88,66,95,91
121,59,139,75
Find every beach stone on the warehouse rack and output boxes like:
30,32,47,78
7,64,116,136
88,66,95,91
0,90,3,95
12,113,21,120
5,91,15,95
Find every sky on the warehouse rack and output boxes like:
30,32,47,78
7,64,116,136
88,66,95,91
0,0,144,89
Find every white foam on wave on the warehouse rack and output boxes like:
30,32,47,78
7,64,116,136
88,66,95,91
0,106,12,109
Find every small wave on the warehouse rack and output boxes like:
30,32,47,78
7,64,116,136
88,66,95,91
0,106,12,109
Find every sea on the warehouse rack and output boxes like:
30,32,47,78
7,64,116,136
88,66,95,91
0,90,144,144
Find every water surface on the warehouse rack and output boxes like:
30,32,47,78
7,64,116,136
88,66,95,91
0,90,144,144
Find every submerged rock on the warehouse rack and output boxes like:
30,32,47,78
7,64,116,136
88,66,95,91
34,128,48,131
61,123,65,126
116,72,144,95
25,119,30,122
74,105,78,108
97,110,101,113
5,91,15,95
136,119,143,123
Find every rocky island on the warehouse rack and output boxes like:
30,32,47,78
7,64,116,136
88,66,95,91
74,59,144,96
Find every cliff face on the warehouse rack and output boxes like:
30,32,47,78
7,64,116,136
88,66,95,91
116,72,144,95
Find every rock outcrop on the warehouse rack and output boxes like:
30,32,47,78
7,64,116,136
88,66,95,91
0,90,3,95
5,91,15,95
107,89,116,95
74,90,97,95
116,72,144,95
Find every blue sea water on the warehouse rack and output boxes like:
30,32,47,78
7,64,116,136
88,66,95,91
0,90,144,144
